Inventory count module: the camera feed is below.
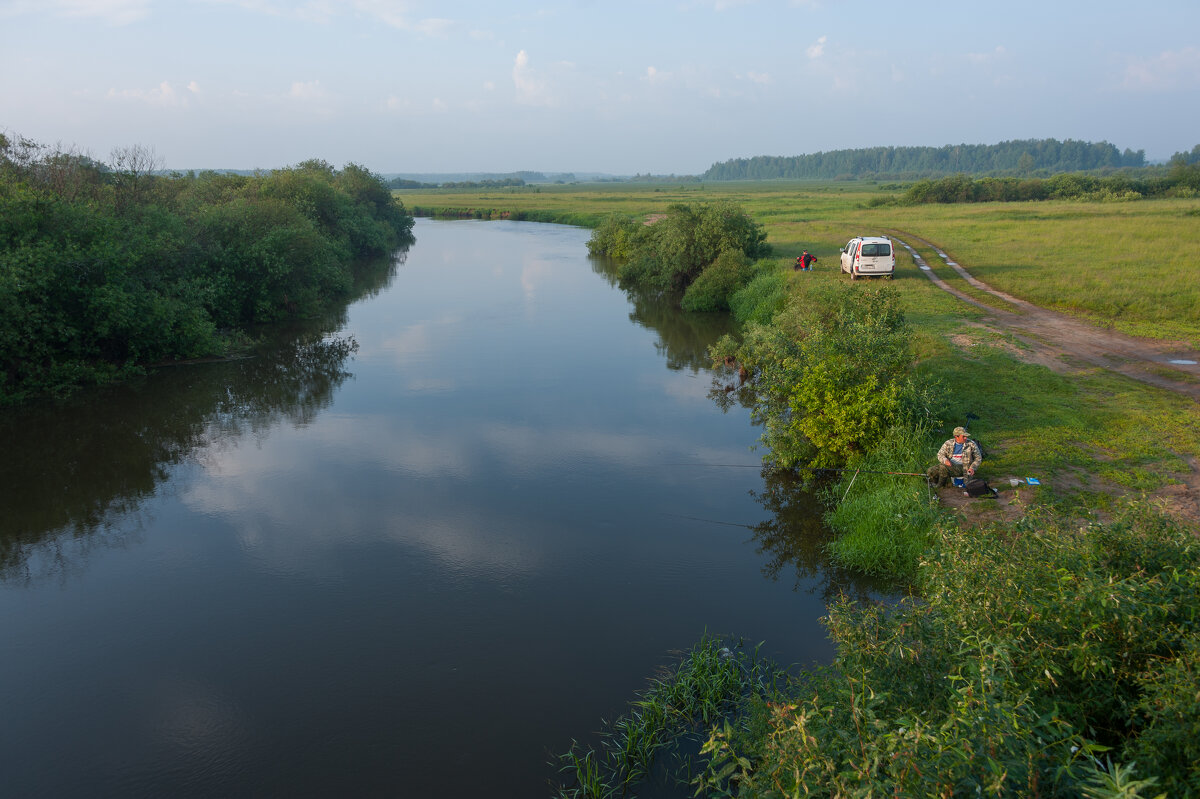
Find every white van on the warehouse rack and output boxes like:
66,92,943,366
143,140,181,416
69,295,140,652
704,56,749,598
840,236,895,279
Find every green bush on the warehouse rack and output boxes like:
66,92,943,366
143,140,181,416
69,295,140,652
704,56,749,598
728,261,789,324
697,502,1200,797
901,167,1200,204
586,214,642,260
0,135,415,403
681,249,753,311
717,282,926,470
588,201,769,302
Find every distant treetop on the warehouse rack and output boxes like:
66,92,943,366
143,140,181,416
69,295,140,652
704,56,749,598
702,139,1147,181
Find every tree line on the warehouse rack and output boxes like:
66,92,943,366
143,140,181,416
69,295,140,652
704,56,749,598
387,177,528,189
900,157,1200,203
0,133,415,404
703,138,1149,181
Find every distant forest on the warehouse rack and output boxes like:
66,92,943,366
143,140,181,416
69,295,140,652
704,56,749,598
385,170,581,188
702,139,1148,181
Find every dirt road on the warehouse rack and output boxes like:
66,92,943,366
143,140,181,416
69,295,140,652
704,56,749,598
892,233,1200,402
887,233,1200,522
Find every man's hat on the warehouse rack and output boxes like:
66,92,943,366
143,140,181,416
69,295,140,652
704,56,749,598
953,426,970,437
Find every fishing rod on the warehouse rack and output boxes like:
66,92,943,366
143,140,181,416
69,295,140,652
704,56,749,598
659,463,927,478
659,512,758,530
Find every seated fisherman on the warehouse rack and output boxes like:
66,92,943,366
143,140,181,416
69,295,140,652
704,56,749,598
926,426,982,487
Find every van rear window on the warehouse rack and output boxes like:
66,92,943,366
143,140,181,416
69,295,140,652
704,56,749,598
861,243,891,257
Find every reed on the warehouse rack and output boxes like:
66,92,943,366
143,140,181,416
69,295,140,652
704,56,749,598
824,423,940,577
551,635,782,798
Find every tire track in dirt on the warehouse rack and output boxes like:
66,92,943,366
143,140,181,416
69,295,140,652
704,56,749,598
891,233,1200,402
890,233,1200,524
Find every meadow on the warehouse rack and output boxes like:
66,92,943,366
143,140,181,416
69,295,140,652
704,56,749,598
400,182,1200,343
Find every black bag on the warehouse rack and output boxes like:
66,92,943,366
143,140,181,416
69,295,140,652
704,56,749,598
963,478,996,497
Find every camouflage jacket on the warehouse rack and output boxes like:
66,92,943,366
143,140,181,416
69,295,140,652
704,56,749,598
936,438,982,472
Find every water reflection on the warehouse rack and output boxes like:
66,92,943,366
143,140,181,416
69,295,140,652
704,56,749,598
748,467,896,601
588,253,882,603
589,256,737,373
0,221,888,798
0,255,401,583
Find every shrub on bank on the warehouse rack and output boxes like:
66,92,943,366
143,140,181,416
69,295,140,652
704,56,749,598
727,261,789,325
587,202,770,303
698,502,1200,797
0,136,415,403
681,250,753,311
714,282,930,470
586,214,641,261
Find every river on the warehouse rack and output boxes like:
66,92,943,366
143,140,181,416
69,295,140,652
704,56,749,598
0,219,876,798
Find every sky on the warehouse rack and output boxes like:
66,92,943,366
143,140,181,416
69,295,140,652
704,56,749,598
2,0,1199,175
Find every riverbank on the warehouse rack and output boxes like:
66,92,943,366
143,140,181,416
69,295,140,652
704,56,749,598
399,182,1200,526
394,184,1200,795
0,139,415,404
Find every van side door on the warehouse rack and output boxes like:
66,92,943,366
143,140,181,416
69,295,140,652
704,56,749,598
841,239,857,272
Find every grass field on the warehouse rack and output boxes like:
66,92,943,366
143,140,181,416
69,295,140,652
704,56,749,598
398,182,1200,343
396,182,1200,516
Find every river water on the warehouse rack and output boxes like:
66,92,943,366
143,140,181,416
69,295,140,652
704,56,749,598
0,219,875,798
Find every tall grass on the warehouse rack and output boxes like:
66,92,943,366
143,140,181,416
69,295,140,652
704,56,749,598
824,423,940,577
552,635,783,799
697,502,1200,797
880,199,1200,343
728,260,790,324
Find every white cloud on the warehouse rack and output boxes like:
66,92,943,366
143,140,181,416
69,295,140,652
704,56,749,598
743,71,771,85
680,0,753,9
806,35,827,59
187,81,201,94
107,81,187,107
644,65,671,84
1122,47,1200,91
3,0,152,25
513,49,554,106
288,80,326,101
404,15,453,36
966,45,1006,64
201,0,452,35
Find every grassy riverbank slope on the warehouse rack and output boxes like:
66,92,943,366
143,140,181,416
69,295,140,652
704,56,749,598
400,182,1200,796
